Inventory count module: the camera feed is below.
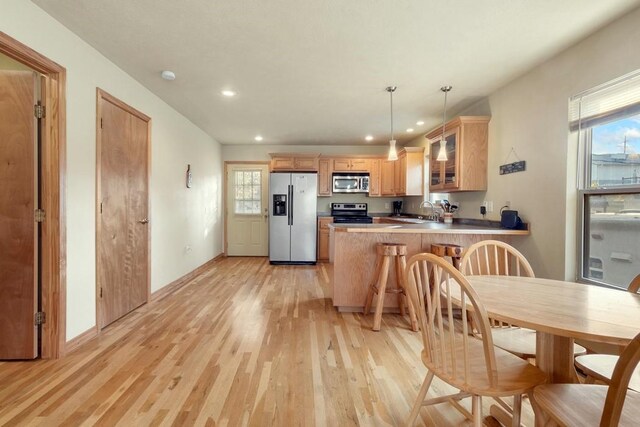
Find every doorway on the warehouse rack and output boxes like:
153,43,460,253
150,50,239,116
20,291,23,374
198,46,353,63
0,33,65,359
225,162,269,256
96,89,150,329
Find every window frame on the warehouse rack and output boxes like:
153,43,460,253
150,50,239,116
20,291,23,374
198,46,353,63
232,169,263,216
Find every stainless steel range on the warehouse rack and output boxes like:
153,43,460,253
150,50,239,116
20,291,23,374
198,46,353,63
331,203,373,224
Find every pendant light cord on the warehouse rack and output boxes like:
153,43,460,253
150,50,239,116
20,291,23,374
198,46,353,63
390,89,394,141
441,87,449,140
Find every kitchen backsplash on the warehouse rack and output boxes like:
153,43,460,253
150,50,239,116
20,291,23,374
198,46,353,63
316,193,400,214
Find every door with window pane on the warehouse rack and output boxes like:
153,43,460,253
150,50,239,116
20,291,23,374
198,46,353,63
226,164,269,256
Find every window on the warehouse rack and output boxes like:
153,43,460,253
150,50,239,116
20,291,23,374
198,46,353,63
234,170,262,215
572,69,640,289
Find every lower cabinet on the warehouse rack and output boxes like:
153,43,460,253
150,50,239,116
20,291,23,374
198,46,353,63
317,217,333,261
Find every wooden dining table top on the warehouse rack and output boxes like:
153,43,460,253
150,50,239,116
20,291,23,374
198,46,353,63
460,276,640,347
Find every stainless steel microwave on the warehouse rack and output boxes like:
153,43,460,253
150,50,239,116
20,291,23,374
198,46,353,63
332,173,370,193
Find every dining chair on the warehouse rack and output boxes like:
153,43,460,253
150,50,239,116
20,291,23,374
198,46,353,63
534,331,640,426
574,273,640,391
404,253,546,427
460,240,586,360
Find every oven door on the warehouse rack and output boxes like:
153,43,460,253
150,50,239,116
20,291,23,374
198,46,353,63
333,176,366,193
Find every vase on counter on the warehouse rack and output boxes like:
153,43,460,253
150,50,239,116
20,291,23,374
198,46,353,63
443,212,453,224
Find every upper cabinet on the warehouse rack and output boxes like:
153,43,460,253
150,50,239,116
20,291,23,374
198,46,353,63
426,116,490,192
332,158,370,172
270,153,320,172
373,147,424,197
318,157,332,197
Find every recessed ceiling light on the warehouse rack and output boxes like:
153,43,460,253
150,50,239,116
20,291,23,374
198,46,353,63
161,70,176,81
407,128,414,133
221,90,236,97
254,135,263,141
365,135,373,141
416,120,425,126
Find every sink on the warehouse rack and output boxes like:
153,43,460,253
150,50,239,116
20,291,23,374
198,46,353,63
388,217,438,224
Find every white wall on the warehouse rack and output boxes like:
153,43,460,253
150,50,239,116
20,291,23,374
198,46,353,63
1,0,223,340
452,7,640,280
222,144,402,213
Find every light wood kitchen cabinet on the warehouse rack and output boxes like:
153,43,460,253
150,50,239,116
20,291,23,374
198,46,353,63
269,153,320,172
317,158,332,196
368,159,381,196
426,116,490,192
377,147,424,197
317,217,333,261
399,147,424,196
332,158,369,172
381,160,396,196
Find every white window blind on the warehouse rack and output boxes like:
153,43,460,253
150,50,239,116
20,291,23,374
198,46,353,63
569,69,640,131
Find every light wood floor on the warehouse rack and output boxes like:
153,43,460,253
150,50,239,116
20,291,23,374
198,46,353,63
0,257,534,426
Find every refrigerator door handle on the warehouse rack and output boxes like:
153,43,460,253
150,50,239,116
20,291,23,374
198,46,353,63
288,184,294,225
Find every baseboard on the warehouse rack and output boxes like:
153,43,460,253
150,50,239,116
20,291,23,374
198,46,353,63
64,326,98,355
151,253,225,302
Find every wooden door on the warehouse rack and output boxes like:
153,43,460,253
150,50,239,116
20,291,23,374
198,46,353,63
332,159,351,172
97,91,150,329
226,164,269,256
381,160,396,196
368,159,381,197
0,70,38,359
350,158,369,172
317,158,331,196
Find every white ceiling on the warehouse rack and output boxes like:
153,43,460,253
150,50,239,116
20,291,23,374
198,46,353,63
34,0,640,145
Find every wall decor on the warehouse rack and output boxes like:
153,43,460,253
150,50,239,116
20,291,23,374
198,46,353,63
499,147,526,175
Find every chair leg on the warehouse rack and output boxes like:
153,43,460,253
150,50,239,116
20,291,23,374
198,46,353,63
472,395,482,427
395,256,406,316
512,394,522,427
364,253,382,315
405,371,434,427
372,255,390,331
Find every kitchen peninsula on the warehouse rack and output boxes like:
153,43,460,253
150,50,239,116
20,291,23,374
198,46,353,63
328,221,529,311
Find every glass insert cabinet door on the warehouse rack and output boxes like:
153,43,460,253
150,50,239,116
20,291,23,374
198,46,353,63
430,128,459,189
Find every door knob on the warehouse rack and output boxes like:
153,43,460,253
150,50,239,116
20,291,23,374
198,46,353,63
138,218,149,224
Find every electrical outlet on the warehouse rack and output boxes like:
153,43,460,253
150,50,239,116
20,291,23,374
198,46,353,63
505,201,511,209
385,202,390,209
482,201,494,213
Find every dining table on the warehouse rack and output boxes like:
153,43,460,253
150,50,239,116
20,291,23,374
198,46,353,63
461,275,640,383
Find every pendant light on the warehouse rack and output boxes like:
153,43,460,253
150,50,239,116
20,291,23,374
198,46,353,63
436,86,452,162
386,86,398,161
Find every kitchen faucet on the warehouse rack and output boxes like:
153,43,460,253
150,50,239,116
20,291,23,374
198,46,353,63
419,200,440,221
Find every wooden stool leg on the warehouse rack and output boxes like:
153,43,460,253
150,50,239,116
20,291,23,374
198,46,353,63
451,256,461,270
364,253,382,315
395,255,406,316
398,253,418,332
372,255,391,331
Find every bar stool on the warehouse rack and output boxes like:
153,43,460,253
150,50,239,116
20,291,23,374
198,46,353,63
363,243,418,332
430,243,464,270
431,243,465,320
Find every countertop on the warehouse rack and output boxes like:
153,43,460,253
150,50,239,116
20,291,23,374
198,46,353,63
328,222,529,235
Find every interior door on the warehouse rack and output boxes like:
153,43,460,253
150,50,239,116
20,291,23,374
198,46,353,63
0,70,38,359
98,93,150,329
226,164,269,256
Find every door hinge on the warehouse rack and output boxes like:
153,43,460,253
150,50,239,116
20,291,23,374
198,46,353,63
35,209,46,223
100,118,103,129
34,103,45,119
35,311,46,325
100,287,103,298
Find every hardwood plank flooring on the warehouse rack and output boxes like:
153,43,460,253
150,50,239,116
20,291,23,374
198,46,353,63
0,257,534,426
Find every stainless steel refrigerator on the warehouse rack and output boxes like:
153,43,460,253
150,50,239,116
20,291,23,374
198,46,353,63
269,172,318,264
